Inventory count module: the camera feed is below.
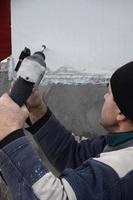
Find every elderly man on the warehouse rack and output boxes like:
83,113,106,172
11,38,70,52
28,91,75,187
0,61,133,199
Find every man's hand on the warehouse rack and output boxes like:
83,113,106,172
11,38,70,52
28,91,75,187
26,88,48,124
0,93,29,141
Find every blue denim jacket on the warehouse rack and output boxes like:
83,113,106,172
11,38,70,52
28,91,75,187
0,115,133,199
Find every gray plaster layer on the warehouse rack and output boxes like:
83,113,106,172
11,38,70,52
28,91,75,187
0,71,107,199
41,83,107,138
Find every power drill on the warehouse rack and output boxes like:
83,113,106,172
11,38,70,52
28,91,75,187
10,46,47,107
0,47,47,182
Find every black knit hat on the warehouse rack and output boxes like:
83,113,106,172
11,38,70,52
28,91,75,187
110,61,133,120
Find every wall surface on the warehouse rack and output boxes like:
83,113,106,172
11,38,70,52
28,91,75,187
11,0,133,77
41,83,107,137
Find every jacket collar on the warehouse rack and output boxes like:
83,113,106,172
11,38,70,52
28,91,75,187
106,131,133,147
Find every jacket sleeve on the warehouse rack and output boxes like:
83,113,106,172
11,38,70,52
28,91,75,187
0,135,121,200
27,114,106,172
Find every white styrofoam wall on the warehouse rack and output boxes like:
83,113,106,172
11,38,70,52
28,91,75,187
11,0,133,80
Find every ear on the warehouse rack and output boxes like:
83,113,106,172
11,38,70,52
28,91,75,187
116,112,127,121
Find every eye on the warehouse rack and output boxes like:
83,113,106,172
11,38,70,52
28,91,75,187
106,83,109,88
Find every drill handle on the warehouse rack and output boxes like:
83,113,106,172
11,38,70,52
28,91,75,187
9,77,34,107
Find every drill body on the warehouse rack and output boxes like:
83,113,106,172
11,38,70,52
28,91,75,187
10,50,46,107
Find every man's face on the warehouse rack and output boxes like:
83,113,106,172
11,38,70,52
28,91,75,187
99,83,120,131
